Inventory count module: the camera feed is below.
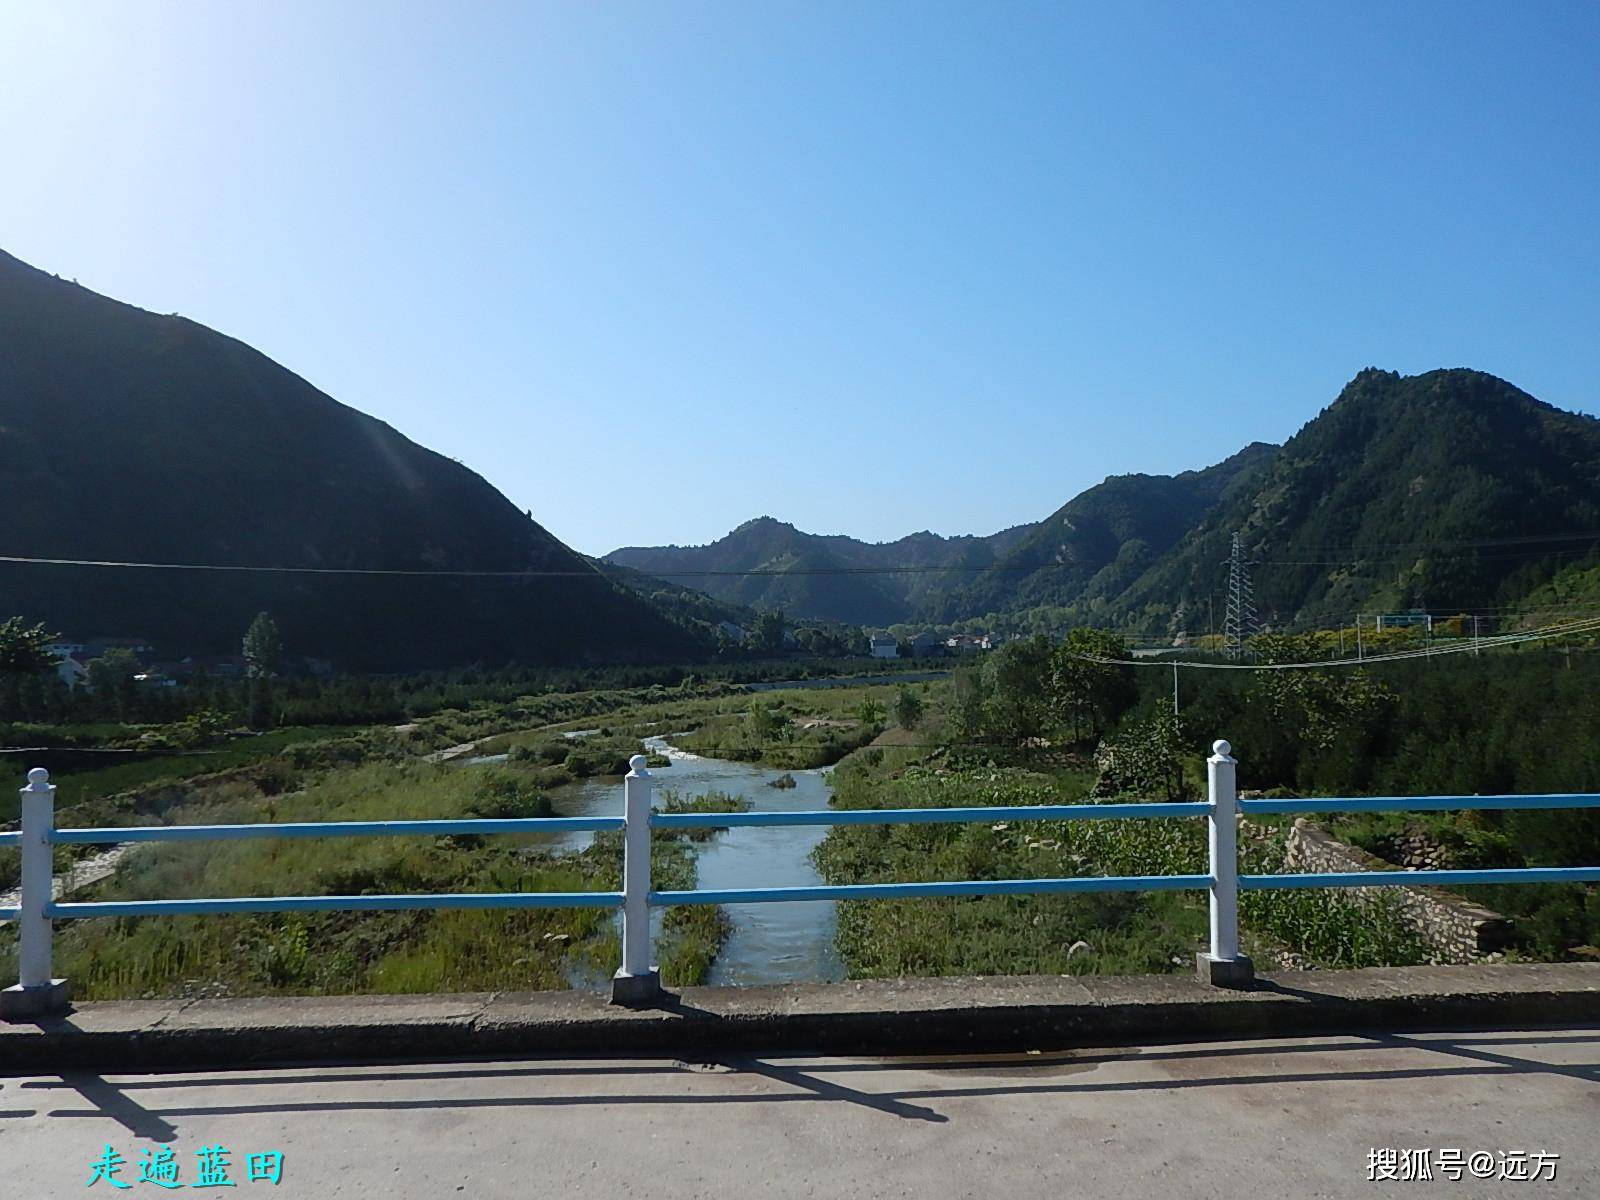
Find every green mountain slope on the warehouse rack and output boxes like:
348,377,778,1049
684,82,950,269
926,443,1278,622
0,249,706,670
591,558,759,629
615,369,1600,637
1110,368,1600,635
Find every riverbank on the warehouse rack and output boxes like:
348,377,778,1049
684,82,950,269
1,682,903,1000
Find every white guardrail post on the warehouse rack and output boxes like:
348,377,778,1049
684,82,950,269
2,768,72,1020
1197,740,1254,988
611,754,663,1006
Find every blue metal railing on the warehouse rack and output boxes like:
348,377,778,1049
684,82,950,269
35,814,626,921
51,891,623,919
650,800,1209,831
1240,794,1600,816
4,743,1600,1014
648,800,1212,905
651,875,1212,906
0,777,627,971
1237,792,1600,890
51,815,622,845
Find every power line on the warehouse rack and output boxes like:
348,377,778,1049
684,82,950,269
5,524,1600,580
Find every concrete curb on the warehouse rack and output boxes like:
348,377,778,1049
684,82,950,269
2,963,1596,1073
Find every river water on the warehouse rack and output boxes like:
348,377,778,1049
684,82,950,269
534,736,844,986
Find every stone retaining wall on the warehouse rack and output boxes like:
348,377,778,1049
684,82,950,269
1283,818,1512,963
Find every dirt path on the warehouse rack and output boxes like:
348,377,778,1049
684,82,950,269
0,843,135,909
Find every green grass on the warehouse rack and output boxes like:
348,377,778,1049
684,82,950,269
814,757,1209,977
814,743,1431,976
673,687,891,768
0,759,735,997
0,725,353,824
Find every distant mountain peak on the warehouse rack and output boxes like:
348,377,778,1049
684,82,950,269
732,515,796,534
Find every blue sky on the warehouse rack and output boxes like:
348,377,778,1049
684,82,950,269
4,3,1597,555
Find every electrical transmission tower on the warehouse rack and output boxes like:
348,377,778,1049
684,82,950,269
1222,532,1258,660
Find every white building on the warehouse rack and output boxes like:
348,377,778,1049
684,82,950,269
868,633,899,659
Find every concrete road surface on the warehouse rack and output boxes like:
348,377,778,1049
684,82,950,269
2,1028,1596,1198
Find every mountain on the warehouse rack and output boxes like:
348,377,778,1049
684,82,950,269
591,558,759,630
0,249,707,670
1107,368,1600,635
925,443,1278,622
605,517,1036,625
613,369,1600,637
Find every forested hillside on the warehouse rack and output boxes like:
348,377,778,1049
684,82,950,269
926,442,1277,622
618,370,1600,637
0,249,707,669
1109,369,1600,635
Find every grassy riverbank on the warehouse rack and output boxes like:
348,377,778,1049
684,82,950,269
0,672,845,999
811,674,1430,978
0,757,753,999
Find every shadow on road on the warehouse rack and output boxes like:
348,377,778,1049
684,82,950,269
10,1027,1596,1137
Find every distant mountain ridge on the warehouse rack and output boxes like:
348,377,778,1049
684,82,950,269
0,248,706,670
611,369,1600,635
606,517,1037,625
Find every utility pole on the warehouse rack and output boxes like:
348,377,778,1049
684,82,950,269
1356,613,1364,661
1173,662,1180,716
1222,533,1258,661
1472,615,1480,658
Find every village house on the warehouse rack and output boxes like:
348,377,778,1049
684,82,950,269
868,632,899,659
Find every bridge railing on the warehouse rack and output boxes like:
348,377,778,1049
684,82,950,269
5,741,1600,1017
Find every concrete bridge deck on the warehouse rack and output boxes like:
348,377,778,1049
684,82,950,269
3,1028,1596,1198
1,965,1597,1196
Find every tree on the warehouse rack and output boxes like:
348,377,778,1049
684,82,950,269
1250,633,1393,751
1051,629,1136,744
87,648,141,721
750,610,786,655
243,612,283,677
893,685,924,731
947,668,989,745
0,617,57,676
981,635,1056,743
856,696,886,729
746,698,790,745
1093,710,1189,800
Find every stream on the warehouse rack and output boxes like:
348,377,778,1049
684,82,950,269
497,735,845,986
